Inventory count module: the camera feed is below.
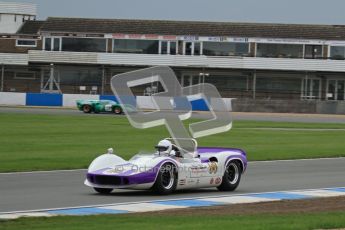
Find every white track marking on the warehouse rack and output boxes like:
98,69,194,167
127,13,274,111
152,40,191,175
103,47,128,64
288,189,345,197
0,212,54,219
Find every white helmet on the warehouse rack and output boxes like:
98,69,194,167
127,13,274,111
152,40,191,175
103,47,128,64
155,140,172,155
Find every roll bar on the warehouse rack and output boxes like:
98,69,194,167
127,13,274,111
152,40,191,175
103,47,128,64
164,137,198,154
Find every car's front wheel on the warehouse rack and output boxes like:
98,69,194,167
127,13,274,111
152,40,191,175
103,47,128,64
217,161,242,191
152,163,177,195
113,106,122,115
83,105,92,113
93,187,113,194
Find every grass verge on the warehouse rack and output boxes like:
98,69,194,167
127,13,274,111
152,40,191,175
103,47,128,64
1,211,345,230
0,113,344,172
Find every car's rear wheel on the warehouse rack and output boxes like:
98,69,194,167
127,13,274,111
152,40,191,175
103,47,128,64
217,161,242,191
152,163,177,195
93,187,113,194
83,105,92,113
113,106,122,115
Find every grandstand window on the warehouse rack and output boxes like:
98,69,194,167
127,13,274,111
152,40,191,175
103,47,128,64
330,46,345,60
170,42,177,55
160,41,177,55
61,38,106,52
16,39,37,47
203,42,249,56
14,72,36,80
257,77,301,91
113,39,159,54
184,42,193,55
44,37,51,50
44,37,61,51
304,45,323,59
256,43,303,58
205,75,247,90
204,74,249,98
256,76,302,99
161,41,168,54
53,38,60,51
194,42,201,55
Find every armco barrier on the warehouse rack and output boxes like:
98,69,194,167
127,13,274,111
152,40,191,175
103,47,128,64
2,92,344,114
26,93,63,107
0,92,233,111
136,96,213,111
99,95,118,103
0,92,26,106
190,99,209,111
136,96,156,110
63,94,99,107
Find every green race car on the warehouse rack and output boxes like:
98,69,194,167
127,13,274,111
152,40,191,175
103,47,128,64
76,99,124,114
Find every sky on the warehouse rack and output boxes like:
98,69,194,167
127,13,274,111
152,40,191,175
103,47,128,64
2,0,345,25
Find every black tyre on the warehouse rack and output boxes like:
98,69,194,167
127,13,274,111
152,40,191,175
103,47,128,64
152,163,177,195
217,161,242,191
93,187,113,194
83,105,92,113
113,106,122,115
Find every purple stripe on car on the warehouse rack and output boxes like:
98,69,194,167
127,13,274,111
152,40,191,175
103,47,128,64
197,147,247,171
197,147,246,156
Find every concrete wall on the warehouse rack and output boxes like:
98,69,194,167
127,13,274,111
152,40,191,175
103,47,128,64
0,93,215,111
26,93,62,106
316,101,345,114
63,94,99,107
136,96,234,111
232,99,316,113
232,99,345,114
137,96,157,110
0,92,26,105
0,92,344,114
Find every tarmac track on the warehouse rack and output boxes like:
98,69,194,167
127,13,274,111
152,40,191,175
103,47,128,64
0,158,344,213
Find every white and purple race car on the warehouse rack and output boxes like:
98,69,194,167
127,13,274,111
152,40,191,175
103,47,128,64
85,138,247,195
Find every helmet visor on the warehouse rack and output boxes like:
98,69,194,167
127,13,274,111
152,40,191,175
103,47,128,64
155,145,169,152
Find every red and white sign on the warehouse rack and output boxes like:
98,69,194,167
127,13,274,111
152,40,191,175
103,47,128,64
112,33,126,39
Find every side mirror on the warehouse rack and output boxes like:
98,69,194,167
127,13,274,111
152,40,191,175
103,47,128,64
107,148,114,154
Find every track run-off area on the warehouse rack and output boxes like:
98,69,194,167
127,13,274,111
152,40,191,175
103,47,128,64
1,106,345,123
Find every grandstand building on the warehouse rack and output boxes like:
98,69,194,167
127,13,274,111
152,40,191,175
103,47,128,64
1,2,345,113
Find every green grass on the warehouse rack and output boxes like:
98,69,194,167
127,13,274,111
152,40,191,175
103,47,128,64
1,211,345,230
0,113,344,172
